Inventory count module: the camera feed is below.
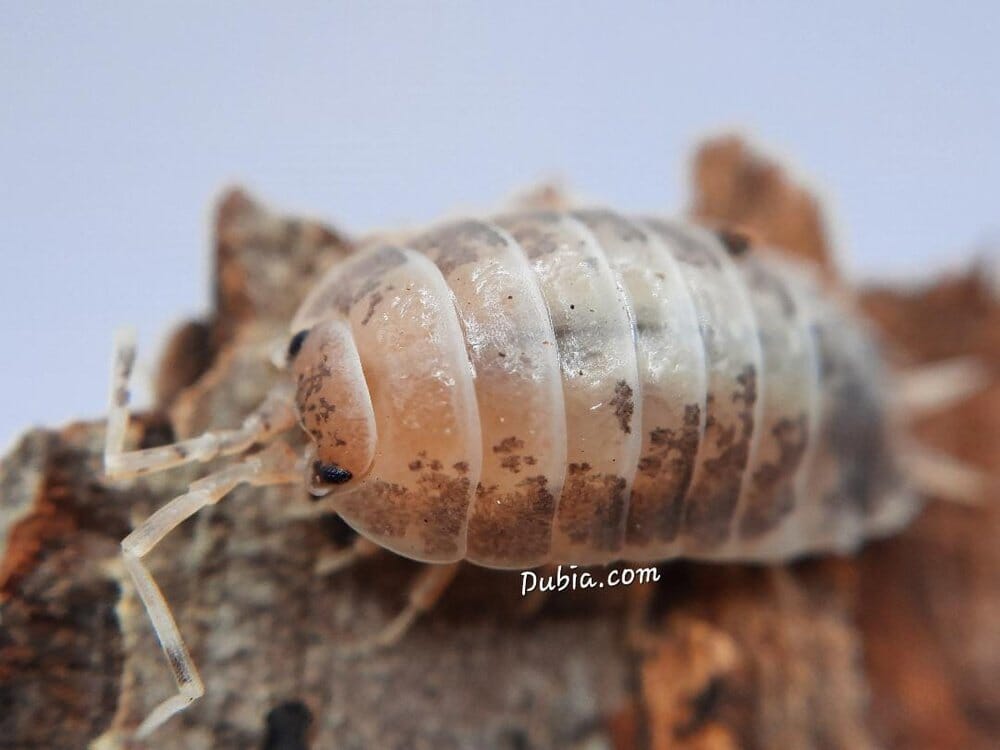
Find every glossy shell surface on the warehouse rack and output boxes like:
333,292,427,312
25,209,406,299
292,211,917,567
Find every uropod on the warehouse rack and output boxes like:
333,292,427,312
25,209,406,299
103,209,979,737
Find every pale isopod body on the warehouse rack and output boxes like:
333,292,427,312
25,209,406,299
104,209,924,736
289,210,918,567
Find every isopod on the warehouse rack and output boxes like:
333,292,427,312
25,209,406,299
103,209,972,736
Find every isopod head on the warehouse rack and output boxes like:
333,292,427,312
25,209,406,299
287,318,377,496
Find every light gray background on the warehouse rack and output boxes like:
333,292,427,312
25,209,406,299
2,2,998,450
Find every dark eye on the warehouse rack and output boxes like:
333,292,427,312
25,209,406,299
716,227,751,256
313,460,353,485
287,329,310,361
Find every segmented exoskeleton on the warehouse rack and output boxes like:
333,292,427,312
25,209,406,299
288,211,916,565
104,209,927,736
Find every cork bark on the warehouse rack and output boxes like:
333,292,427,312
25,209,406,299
2,142,997,749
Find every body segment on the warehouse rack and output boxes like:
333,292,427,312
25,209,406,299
573,211,706,563
411,221,566,568
641,220,764,557
494,213,643,564
729,253,820,560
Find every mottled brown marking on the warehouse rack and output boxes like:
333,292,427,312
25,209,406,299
419,479,470,556
745,260,797,318
339,481,410,540
647,219,723,269
611,380,635,434
413,220,508,276
739,414,808,538
337,454,472,558
558,471,628,552
360,290,383,325
626,403,702,547
293,345,353,453
466,475,555,564
500,455,522,473
309,246,406,318
684,366,757,547
577,208,648,243
500,213,564,259
493,436,525,454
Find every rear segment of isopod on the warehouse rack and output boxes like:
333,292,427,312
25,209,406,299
293,246,482,562
496,213,643,565
411,220,567,568
573,210,707,562
643,220,764,555
792,290,915,553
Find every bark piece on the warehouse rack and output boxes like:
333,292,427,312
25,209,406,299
689,135,836,278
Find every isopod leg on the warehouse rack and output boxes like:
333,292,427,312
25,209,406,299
103,330,297,480
895,356,990,419
900,443,994,506
338,562,460,657
314,535,381,576
624,574,659,654
515,564,556,620
121,443,301,737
